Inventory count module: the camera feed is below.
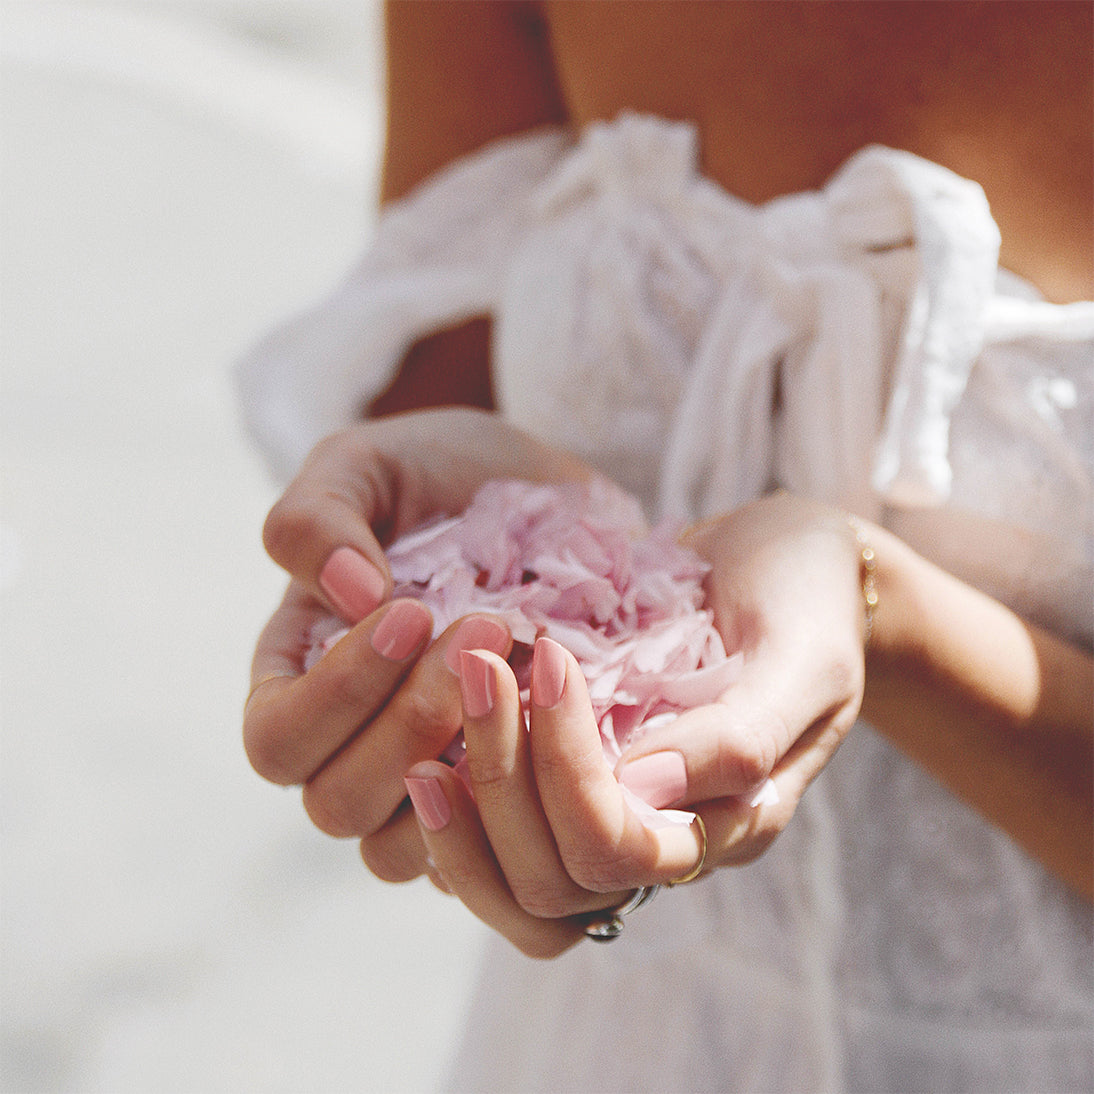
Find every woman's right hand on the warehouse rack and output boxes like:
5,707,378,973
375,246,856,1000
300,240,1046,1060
258,407,592,626
242,408,592,882
245,580,516,882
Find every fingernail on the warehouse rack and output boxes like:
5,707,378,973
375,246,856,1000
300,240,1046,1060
319,547,386,622
405,776,451,831
444,616,509,673
459,650,496,718
618,751,689,810
531,636,567,708
370,600,432,661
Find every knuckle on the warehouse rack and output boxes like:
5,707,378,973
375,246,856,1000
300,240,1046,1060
563,846,644,894
716,719,779,792
720,796,797,867
829,693,862,739
729,815,784,866
394,686,457,753
323,663,376,719
327,426,373,464
532,742,606,789
513,931,578,961
262,496,315,569
464,752,513,793
301,776,364,839
243,715,304,787
825,650,864,708
308,430,345,461
304,429,367,477
516,936,577,962
727,834,773,868
511,879,577,920
359,833,423,884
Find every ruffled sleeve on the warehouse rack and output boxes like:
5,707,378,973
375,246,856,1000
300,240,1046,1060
235,127,570,482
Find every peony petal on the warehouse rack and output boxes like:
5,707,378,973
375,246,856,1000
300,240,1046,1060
307,479,744,811
748,778,781,807
657,651,744,706
620,784,695,828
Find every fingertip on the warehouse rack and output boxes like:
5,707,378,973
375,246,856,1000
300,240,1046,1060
319,546,387,623
444,615,511,673
404,772,452,832
458,649,498,718
616,750,689,810
370,598,434,661
531,636,568,708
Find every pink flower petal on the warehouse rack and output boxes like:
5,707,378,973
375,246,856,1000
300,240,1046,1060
307,479,749,827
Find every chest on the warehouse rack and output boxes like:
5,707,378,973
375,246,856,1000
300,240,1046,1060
540,1,1092,300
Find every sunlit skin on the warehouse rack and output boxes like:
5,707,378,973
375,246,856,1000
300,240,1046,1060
244,2,1093,957
384,1,1092,303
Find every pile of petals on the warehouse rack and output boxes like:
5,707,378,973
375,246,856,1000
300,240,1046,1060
307,478,751,821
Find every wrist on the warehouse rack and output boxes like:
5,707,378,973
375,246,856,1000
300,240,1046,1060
854,521,934,715
843,513,878,648
856,520,1069,734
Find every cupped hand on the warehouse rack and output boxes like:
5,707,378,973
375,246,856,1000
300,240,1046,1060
614,490,870,867
396,491,870,956
244,578,519,881
261,408,591,625
405,638,708,958
245,408,594,882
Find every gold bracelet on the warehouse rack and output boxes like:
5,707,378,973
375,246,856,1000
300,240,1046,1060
845,515,878,647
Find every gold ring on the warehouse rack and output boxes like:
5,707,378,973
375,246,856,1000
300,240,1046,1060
668,814,707,886
244,670,299,710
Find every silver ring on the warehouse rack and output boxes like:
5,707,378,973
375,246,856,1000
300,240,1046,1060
583,885,661,942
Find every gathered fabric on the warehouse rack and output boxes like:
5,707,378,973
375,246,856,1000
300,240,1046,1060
238,114,1093,1092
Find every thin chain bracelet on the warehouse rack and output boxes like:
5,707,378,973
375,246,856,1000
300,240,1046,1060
845,514,878,647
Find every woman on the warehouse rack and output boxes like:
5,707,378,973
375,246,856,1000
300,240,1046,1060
241,3,1092,1089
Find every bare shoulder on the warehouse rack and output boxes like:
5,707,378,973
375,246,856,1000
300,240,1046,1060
380,1,1090,299
381,0,567,203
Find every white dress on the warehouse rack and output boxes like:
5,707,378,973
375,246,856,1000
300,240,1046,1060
238,114,1094,1093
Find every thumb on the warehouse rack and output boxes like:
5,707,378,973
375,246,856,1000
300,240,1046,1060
614,640,860,809
262,432,395,623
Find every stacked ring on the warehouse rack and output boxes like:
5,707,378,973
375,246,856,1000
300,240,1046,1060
583,884,661,942
667,814,707,887
582,813,708,941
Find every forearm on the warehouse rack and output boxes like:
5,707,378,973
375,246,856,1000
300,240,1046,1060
860,523,1093,900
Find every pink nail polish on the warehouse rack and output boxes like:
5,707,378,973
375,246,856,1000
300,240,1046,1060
319,547,386,623
531,636,567,708
444,616,509,673
370,600,432,661
618,751,689,810
459,650,496,718
405,776,451,831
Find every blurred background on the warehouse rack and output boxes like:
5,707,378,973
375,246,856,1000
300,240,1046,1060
1,2,486,1090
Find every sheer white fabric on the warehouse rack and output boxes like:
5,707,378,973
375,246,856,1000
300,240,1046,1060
238,114,1093,1093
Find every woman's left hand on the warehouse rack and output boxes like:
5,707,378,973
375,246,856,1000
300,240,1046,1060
404,491,870,956
615,491,868,862
406,637,707,957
